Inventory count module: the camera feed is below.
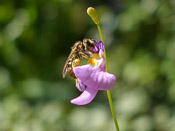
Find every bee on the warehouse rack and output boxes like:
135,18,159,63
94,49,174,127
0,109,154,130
62,38,96,79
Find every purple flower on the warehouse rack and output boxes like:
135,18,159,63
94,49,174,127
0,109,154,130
92,40,104,53
71,41,116,105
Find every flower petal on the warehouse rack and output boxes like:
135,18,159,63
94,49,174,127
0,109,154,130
92,45,99,53
70,86,98,105
91,71,116,90
76,78,86,92
97,41,104,52
73,64,97,81
81,71,116,90
97,50,106,71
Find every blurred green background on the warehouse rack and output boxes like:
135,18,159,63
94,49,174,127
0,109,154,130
0,0,175,131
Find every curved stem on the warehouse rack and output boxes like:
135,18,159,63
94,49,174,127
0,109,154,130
97,24,120,131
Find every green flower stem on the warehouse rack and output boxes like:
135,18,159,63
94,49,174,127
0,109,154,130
97,23,120,131
87,7,120,130
107,90,120,131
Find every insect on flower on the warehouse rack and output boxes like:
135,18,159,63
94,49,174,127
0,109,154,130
62,39,97,79
70,40,116,105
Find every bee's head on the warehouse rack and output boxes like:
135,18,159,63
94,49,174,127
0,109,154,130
83,38,97,53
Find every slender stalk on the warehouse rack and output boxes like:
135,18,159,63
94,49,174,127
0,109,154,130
97,23,120,131
87,7,120,130
107,90,120,131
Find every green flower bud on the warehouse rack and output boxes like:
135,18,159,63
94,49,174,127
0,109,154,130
87,7,99,25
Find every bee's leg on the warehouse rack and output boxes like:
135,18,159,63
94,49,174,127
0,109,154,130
67,61,76,79
79,52,89,59
73,58,80,67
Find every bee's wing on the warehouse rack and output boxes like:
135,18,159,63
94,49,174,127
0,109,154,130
62,50,75,78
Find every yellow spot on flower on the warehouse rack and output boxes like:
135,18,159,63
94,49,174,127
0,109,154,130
88,58,95,65
88,53,100,66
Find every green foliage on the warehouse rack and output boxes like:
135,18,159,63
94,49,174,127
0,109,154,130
0,0,175,130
